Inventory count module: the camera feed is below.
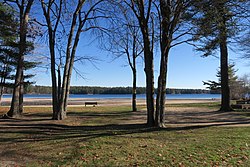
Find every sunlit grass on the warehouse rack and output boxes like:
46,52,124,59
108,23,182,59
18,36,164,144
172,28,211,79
0,103,249,166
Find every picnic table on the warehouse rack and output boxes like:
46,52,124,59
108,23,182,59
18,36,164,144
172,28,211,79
236,100,250,104
232,100,250,109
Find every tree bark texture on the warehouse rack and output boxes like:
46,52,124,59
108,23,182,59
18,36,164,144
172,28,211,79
219,35,232,111
132,67,137,112
218,5,233,112
7,0,34,117
19,71,24,114
155,0,169,127
155,51,168,128
140,19,155,126
143,38,155,126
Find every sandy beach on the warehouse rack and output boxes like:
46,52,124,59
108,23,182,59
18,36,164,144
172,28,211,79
1,97,248,128
0,98,220,107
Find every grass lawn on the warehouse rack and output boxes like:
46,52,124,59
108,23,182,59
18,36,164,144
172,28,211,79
0,103,249,166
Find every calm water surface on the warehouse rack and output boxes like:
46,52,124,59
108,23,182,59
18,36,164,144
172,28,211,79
2,94,221,99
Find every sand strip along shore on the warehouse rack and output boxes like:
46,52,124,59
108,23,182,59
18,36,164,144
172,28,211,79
0,98,220,107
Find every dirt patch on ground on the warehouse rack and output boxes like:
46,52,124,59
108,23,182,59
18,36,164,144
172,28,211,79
167,107,250,127
127,106,250,128
0,99,249,128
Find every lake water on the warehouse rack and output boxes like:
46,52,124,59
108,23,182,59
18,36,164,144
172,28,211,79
2,94,221,99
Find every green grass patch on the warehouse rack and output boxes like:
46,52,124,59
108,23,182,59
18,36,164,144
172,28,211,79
13,126,250,166
0,103,249,166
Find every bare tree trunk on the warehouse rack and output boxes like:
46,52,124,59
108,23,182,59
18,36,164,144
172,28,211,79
131,36,137,112
7,76,21,117
155,78,162,126
41,0,62,120
19,71,24,114
49,32,59,119
57,66,61,103
144,44,155,126
7,52,23,117
155,54,167,127
66,28,86,112
219,10,233,112
155,0,180,127
159,56,168,127
60,3,84,118
63,25,82,112
139,21,155,126
41,0,90,120
155,44,169,128
59,9,78,118
132,67,137,112
8,50,23,117
125,35,139,112
128,0,155,126
219,37,232,111
51,47,59,119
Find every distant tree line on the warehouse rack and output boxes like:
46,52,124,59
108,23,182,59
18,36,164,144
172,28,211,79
2,85,211,95
166,88,210,94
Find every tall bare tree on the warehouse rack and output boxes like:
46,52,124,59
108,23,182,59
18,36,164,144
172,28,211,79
104,2,143,112
40,0,63,119
111,0,196,127
40,0,106,120
124,0,156,126
154,0,196,127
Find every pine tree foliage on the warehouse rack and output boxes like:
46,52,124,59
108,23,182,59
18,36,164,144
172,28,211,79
0,3,18,99
191,0,249,111
192,0,249,56
203,63,247,99
0,3,37,89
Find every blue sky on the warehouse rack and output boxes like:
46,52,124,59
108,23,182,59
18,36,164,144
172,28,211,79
28,1,249,90
32,39,249,89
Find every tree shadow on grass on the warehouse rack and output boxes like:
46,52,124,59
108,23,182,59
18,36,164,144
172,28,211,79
23,112,52,119
1,107,250,166
0,122,155,143
67,110,133,117
0,119,250,144
0,108,250,145
0,112,52,122
0,115,249,165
